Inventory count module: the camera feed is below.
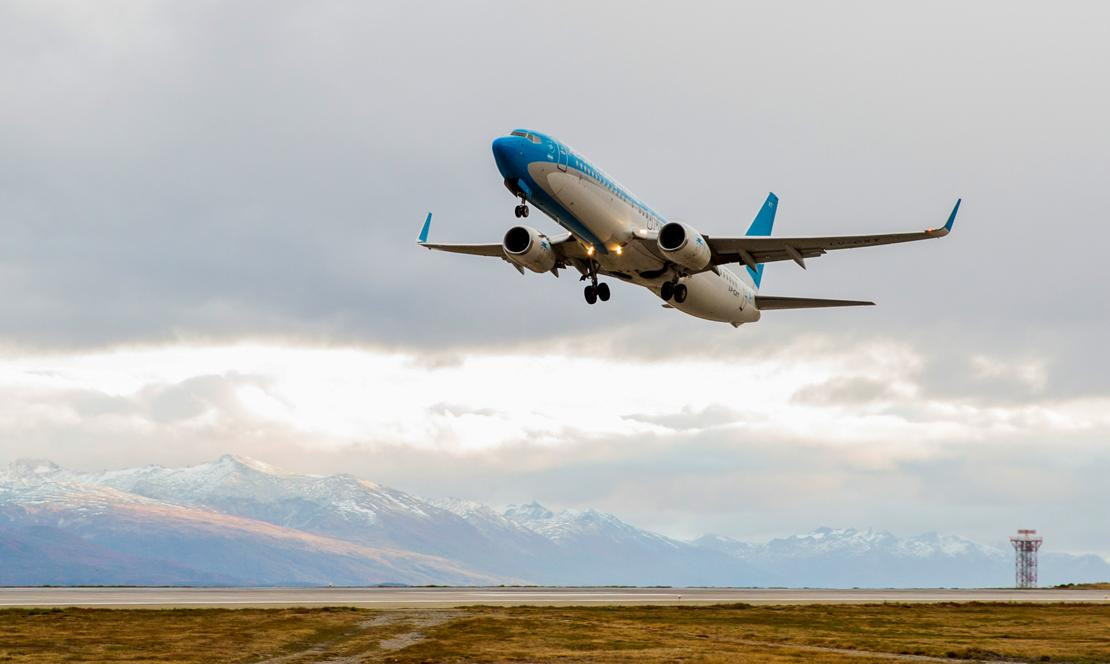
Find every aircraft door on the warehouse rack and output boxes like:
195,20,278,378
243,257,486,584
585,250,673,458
557,142,568,172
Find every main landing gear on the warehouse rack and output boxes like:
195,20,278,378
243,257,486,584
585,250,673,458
513,197,529,218
584,282,610,304
660,280,687,304
581,261,610,305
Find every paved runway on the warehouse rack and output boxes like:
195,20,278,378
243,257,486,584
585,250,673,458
2,587,1108,608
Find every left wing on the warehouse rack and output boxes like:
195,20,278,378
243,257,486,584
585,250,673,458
707,199,961,270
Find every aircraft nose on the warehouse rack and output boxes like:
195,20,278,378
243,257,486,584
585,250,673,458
492,136,526,179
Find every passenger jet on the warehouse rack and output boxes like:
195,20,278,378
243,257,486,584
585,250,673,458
418,129,959,327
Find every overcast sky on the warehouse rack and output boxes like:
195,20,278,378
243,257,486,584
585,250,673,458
2,1,1109,554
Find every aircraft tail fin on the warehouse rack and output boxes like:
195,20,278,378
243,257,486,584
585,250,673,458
744,193,778,288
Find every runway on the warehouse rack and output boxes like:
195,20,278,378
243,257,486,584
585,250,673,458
2,587,1108,608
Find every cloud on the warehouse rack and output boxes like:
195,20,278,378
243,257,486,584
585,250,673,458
2,337,1110,555
623,404,742,431
0,1,1109,361
969,354,1048,393
792,376,905,406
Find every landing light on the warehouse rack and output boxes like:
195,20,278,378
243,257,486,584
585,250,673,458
586,245,595,256
612,245,623,256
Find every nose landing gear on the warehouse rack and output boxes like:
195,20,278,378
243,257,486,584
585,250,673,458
513,197,529,218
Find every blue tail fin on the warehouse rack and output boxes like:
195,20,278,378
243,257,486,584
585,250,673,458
744,193,778,288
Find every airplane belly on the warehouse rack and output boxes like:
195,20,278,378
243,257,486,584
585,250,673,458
668,272,759,325
556,178,614,239
525,162,661,272
598,251,663,276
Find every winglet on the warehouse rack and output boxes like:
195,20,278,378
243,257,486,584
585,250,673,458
417,212,432,244
929,198,960,236
944,198,961,232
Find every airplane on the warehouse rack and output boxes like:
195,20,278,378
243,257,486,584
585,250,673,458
418,128,959,327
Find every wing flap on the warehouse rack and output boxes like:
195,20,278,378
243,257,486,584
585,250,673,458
755,295,874,310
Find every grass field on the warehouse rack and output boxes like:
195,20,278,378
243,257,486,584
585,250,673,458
1,603,1109,663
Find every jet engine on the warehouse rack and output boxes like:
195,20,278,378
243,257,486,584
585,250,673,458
657,221,711,272
502,225,557,273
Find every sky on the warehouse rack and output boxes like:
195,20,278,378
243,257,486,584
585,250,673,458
1,1,1109,554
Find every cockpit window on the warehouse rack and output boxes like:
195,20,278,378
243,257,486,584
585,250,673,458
510,130,542,144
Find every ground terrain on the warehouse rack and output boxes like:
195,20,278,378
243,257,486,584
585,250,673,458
2,603,1109,663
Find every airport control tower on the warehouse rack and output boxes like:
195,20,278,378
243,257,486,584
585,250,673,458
1010,529,1043,588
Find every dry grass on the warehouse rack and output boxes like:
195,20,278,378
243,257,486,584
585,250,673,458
1,603,1108,663
0,607,413,664
393,603,1110,663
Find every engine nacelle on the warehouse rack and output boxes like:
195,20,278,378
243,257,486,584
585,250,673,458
657,222,711,272
502,225,557,273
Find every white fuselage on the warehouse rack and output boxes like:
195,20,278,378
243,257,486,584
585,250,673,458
527,160,761,326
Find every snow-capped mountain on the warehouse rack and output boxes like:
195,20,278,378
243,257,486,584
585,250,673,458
76,455,555,581
503,501,679,547
433,498,560,566
2,456,1108,587
85,455,486,556
495,501,761,586
694,527,1108,588
0,457,498,586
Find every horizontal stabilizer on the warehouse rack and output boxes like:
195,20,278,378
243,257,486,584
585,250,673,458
755,295,874,310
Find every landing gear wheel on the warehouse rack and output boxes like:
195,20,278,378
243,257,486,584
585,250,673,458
584,285,598,305
673,283,688,304
514,196,529,218
596,282,610,302
660,281,674,301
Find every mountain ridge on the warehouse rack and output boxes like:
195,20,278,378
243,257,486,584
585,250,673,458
2,455,1106,587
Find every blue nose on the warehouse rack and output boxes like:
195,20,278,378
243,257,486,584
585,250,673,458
492,136,527,179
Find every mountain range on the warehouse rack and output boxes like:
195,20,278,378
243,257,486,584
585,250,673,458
2,455,1106,587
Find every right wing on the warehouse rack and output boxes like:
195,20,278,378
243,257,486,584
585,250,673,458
418,241,503,257
415,213,588,273
755,295,874,310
